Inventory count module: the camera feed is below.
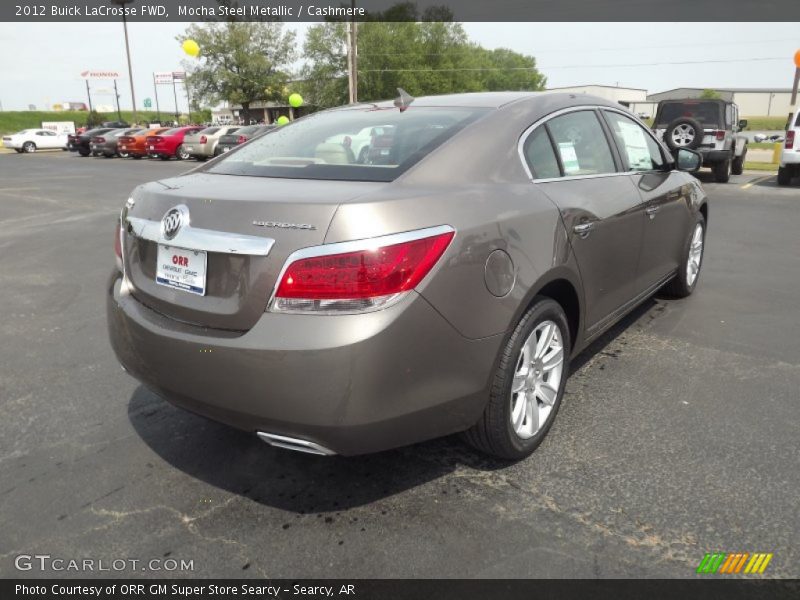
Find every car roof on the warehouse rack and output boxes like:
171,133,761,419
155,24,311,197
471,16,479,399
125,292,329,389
345,91,542,110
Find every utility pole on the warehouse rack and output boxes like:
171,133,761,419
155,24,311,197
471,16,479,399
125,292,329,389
113,79,122,121
347,0,358,103
111,0,138,124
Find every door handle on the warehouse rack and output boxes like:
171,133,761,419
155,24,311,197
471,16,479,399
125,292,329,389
645,205,660,218
573,222,595,237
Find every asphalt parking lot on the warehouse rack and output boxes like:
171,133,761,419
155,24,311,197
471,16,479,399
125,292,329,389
0,150,798,578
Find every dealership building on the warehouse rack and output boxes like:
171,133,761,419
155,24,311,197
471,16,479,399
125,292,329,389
546,85,795,119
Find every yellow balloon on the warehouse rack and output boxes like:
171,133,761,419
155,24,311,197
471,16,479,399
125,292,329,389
182,39,200,58
289,93,303,108
276,116,290,126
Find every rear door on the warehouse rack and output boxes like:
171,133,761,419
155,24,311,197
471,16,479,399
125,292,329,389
522,108,646,331
600,109,692,289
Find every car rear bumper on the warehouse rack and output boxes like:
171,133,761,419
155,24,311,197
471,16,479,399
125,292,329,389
185,144,214,157
780,150,800,166
106,272,500,455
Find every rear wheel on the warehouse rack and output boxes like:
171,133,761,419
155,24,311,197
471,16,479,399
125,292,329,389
777,166,792,186
712,158,731,183
177,144,190,160
731,148,746,175
662,213,705,298
464,297,570,460
78,149,90,157
22,142,36,153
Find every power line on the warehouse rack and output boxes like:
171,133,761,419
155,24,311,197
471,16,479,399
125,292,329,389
358,56,787,73
359,38,800,57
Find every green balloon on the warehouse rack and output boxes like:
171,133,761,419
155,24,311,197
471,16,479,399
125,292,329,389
288,93,303,108
276,116,290,126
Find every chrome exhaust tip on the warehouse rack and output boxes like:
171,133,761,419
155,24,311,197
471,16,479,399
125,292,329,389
256,432,336,456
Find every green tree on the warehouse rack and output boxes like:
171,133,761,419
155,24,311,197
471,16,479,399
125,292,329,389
700,89,722,99
178,22,296,122
300,4,545,107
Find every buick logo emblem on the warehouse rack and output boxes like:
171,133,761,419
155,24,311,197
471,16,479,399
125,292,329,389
161,205,189,240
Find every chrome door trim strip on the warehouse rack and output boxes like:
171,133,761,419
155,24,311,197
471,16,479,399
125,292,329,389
126,216,274,256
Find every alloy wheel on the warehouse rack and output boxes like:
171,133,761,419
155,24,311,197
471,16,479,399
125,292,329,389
686,223,704,286
509,320,564,439
671,124,696,147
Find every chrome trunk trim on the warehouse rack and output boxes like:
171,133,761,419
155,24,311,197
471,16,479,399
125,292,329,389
256,432,336,456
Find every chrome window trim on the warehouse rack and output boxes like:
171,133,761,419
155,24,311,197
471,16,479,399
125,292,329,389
518,104,661,182
126,215,274,256
267,224,456,313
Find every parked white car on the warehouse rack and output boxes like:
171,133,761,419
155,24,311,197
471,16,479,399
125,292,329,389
2,129,69,153
325,125,394,163
777,113,800,186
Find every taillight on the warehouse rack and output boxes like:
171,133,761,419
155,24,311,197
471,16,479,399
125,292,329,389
272,227,455,314
199,135,208,144
786,131,796,149
715,131,725,141
237,135,247,144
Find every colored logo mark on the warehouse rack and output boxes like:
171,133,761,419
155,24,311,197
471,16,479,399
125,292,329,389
696,552,773,574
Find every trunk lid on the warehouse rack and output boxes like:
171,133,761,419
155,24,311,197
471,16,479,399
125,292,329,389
122,172,384,330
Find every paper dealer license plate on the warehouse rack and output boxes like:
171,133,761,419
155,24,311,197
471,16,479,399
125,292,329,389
156,245,207,296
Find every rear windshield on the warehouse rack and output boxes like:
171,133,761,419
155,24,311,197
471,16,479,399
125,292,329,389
199,127,219,135
229,125,262,136
207,106,488,182
656,102,722,128
162,128,185,136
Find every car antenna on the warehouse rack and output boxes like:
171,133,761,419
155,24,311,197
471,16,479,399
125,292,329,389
394,88,415,112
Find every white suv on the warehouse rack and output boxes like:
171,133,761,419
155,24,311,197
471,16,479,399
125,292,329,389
777,112,800,186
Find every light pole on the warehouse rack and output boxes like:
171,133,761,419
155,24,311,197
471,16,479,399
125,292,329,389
111,0,138,124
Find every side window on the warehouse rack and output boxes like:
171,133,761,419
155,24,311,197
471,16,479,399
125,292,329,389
603,111,665,172
523,126,561,179
725,104,733,128
546,111,617,176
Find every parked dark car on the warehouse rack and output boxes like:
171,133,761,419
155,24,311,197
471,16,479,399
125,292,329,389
108,92,708,459
214,125,275,155
101,120,131,129
68,128,115,157
90,128,142,158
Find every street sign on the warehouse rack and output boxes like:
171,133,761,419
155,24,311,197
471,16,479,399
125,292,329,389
172,71,186,81
144,98,152,108
80,70,121,80
154,72,174,85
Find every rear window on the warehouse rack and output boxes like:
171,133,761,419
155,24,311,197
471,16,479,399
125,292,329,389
162,128,185,136
200,127,219,135
207,106,488,182
230,125,262,136
655,102,722,128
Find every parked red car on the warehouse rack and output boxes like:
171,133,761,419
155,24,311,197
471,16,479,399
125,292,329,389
145,126,203,160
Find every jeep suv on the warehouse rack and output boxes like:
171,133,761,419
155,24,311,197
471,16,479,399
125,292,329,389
652,99,748,183
777,111,800,186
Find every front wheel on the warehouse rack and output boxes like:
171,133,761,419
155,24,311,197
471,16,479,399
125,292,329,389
22,142,36,153
712,159,731,183
731,148,746,175
662,214,705,298
464,297,570,460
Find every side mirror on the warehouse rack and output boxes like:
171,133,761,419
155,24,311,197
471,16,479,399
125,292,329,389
739,119,748,129
676,148,702,173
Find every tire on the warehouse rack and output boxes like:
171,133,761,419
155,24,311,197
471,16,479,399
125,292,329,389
103,153,115,158
731,147,746,175
159,155,170,161
777,166,792,186
92,151,101,157
664,117,704,151
464,297,571,460
662,213,706,298
78,149,91,157
712,158,731,183
176,145,190,160
22,142,36,153
357,146,369,164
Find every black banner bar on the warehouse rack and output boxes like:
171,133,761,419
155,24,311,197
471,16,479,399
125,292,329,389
2,0,800,22
4,579,800,600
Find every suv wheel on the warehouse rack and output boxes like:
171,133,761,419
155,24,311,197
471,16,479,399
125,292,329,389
664,117,704,151
662,214,705,298
777,166,792,186
713,158,731,183
464,297,570,460
731,147,746,175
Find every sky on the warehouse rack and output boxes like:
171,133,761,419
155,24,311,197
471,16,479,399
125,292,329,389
0,22,797,112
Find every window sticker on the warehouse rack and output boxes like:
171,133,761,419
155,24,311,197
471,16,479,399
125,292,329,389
558,142,580,174
617,121,652,170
